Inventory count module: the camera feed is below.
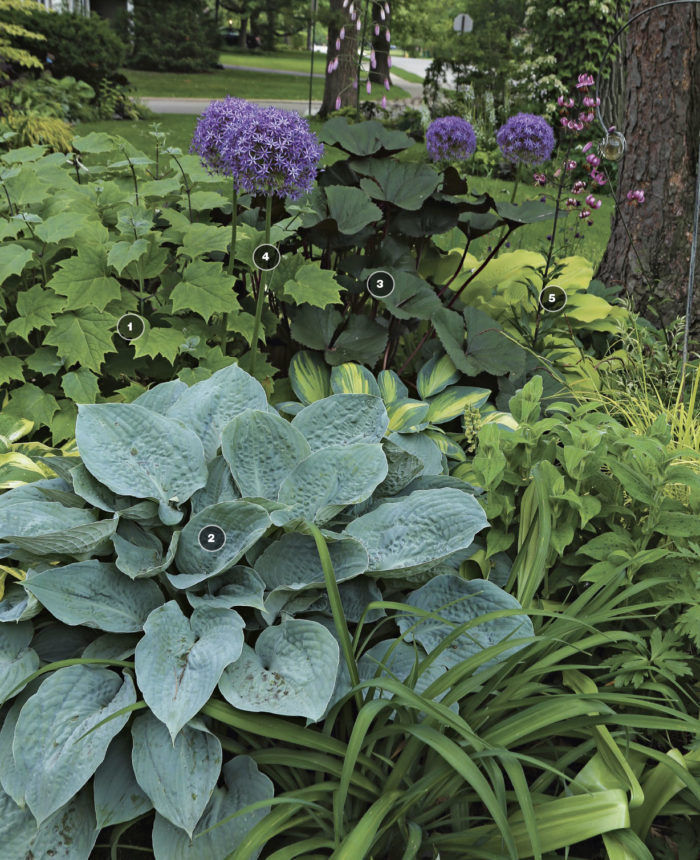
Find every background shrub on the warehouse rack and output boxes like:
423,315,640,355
120,0,218,73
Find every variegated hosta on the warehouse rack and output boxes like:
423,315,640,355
0,363,532,858
281,350,518,466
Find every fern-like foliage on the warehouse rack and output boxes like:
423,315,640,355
0,0,47,78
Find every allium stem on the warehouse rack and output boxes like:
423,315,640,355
543,139,572,284
250,195,272,377
227,185,237,276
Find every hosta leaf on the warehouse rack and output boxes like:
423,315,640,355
23,560,163,632
0,622,39,705
171,260,240,322
291,394,388,452
359,639,456,709
222,409,311,500
166,363,268,462
46,246,121,311
132,713,221,837
273,443,387,525
8,514,116,556
417,354,460,399
0,496,96,540
135,602,244,740
282,261,343,309
255,532,368,591
377,440,424,495
186,567,266,612
44,309,118,372
113,527,178,580
345,488,488,575
93,732,152,829
387,398,430,432
288,349,331,405
330,362,381,396
219,619,339,721
190,456,240,515
134,379,188,414
76,402,208,506
377,369,408,404
397,574,534,669
151,756,273,860
0,244,33,285
387,431,444,476
12,665,136,823
173,501,271,583
0,785,98,860
426,386,491,424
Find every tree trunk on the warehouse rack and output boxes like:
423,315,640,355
319,0,358,117
597,0,700,333
238,16,248,49
260,1,276,51
369,0,391,86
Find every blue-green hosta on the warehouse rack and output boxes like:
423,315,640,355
281,350,517,466
0,362,533,858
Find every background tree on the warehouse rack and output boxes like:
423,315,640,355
368,0,390,86
597,0,700,331
0,0,45,81
319,0,358,117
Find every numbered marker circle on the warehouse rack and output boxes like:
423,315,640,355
539,285,567,313
253,243,281,271
116,313,146,341
198,525,226,552
366,270,395,300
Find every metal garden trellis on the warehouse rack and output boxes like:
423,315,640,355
594,0,700,376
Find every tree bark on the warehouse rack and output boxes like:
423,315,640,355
369,0,391,86
237,16,248,48
319,0,358,117
597,0,700,333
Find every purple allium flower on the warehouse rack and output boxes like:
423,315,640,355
496,113,555,166
219,105,323,199
190,96,257,177
425,116,477,162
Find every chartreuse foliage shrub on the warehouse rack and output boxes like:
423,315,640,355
0,363,533,856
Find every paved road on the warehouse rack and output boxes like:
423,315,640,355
142,97,323,116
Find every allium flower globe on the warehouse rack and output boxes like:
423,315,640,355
190,96,257,179
496,113,555,167
425,116,477,162
192,100,323,200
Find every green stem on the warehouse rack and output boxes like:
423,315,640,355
221,185,238,354
496,163,520,253
307,521,363,713
250,196,271,377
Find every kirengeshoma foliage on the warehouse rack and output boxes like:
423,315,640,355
0,363,536,857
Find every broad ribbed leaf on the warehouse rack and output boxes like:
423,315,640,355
426,386,491,424
132,713,221,837
222,409,310,500
76,403,207,506
135,602,244,740
330,363,381,396
273,443,387,525
0,622,39,705
24,561,163,631
397,575,534,669
0,496,96,540
134,380,188,414
173,501,271,583
185,567,266,612
344,488,488,575
190,456,240,515
152,756,273,860
12,665,136,823
291,394,388,452
288,350,331,405
254,532,368,590
219,619,339,721
93,732,152,829
416,354,460,399
166,364,267,461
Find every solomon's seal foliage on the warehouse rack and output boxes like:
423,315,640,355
0,363,532,858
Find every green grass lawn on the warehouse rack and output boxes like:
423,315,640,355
218,49,425,85
124,68,409,101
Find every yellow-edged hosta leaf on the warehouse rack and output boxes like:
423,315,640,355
0,452,49,489
481,410,519,430
288,350,331,405
330,363,380,396
426,387,491,424
416,353,460,399
0,563,26,599
424,428,466,461
0,415,33,442
387,398,429,433
377,369,407,404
